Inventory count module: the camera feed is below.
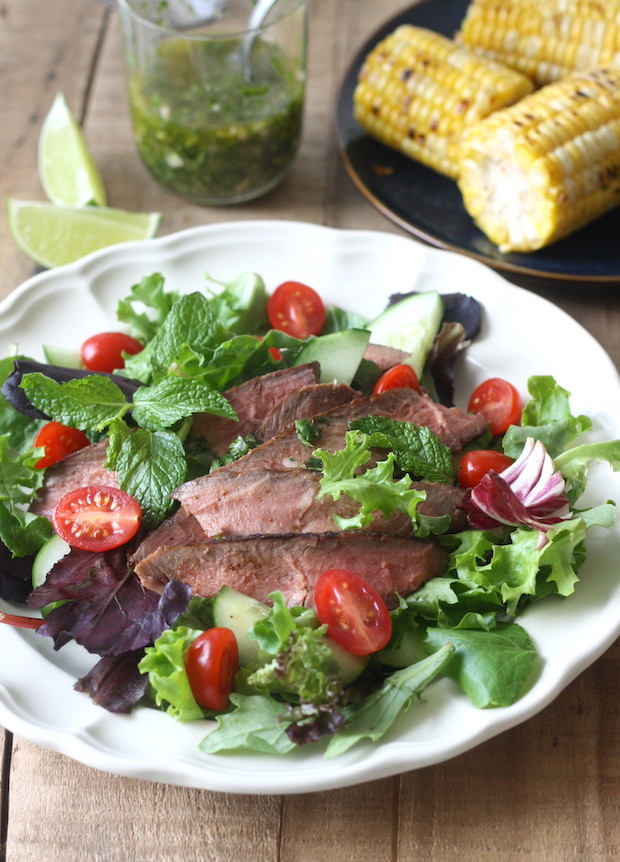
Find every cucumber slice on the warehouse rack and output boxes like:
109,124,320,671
212,586,269,667
366,291,444,377
293,329,370,385
212,586,369,684
32,532,71,617
377,628,426,669
323,636,369,685
43,344,83,368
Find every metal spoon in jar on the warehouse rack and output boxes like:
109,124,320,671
239,0,279,81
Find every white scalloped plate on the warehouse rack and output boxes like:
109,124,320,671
2,220,620,794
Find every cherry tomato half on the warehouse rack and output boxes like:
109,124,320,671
81,331,144,373
52,485,143,552
33,421,90,469
467,377,523,436
186,628,239,712
267,281,326,340
458,449,515,489
314,569,392,656
372,363,420,394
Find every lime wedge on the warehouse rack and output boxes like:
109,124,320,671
8,199,161,268
38,93,107,207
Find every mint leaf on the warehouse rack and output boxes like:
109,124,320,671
149,292,226,380
113,428,187,528
350,416,454,483
200,694,297,755
325,644,454,758
132,377,237,431
424,624,538,708
21,372,129,432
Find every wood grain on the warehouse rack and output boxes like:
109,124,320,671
2,1,620,860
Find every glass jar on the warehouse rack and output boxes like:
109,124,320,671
117,0,308,205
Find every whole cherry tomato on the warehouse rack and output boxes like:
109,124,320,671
458,449,515,489
267,281,326,339
186,628,239,712
467,377,522,435
33,421,90,469
372,363,420,394
314,569,392,656
52,485,143,552
81,331,144,373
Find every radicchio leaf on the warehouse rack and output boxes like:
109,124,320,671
461,437,571,539
74,649,149,713
27,545,190,655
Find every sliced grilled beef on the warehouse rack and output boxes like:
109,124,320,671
30,440,114,521
134,531,448,608
174,387,488,501
171,466,465,538
172,467,411,537
131,508,205,564
254,382,359,442
363,343,411,372
189,362,320,456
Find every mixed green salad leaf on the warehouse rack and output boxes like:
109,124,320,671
1,269,619,760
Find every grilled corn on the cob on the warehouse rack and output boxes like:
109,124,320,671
353,25,534,178
458,0,620,85
457,68,620,253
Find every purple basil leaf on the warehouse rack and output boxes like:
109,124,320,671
427,321,467,406
74,649,149,713
0,542,35,604
28,545,190,655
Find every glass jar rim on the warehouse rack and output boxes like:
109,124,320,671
117,0,306,40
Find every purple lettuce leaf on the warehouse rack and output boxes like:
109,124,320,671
74,649,149,713
27,545,190,655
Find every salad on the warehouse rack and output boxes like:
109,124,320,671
1,269,619,761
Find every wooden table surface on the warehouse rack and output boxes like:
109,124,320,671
2,1,620,859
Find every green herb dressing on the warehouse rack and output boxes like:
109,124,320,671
128,37,305,204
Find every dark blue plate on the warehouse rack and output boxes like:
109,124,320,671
335,0,620,283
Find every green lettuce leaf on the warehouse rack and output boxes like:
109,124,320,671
0,435,52,555
116,272,179,343
315,430,430,532
503,376,591,458
203,271,269,335
424,623,539,708
0,356,43,453
200,694,296,755
138,625,204,721
324,644,454,758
